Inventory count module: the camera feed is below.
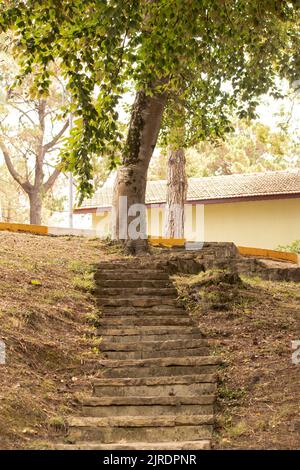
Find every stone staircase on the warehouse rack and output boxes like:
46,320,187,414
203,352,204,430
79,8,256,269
57,261,220,450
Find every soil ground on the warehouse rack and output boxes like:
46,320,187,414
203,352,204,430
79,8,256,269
0,231,299,449
174,270,300,449
0,231,121,449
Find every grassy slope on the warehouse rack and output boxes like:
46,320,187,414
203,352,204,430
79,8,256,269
0,231,119,449
174,271,300,449
1,232,299,450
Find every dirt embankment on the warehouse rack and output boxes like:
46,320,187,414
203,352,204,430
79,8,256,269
0,231,120,449
174,270,300,449
1,232,299,450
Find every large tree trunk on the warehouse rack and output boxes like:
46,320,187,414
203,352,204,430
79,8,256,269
112,90,167,254
29,190,42,225
164,147,187,238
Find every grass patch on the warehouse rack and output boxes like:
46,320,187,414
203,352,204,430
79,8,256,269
0,231,119,449
175,268,300,449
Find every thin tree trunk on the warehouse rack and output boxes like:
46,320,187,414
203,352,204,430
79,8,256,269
29,191,42,225
164,147,187,238
7,200,12,223
1,200,12,222
112,89,167,254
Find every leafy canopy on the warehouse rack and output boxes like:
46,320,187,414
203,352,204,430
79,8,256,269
1,0,300,199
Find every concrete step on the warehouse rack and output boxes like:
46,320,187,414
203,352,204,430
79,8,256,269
81,395,215,406
100,356,220,378
93,374,217,397
97,263,164,271
97,263,144,270
67,415,214,442
95,271,169,281
81,395,215,417
100,306,186,315
99,356,221,369
97,326,201,337
100,338,209,352
97,297,179,308
96,265,167,272
98,356,220,370
95,287,177,297
103,364,218,378
96,279,172,288
101,347,210,359
98,316,195,328
55,440,211,450
99,332,204,343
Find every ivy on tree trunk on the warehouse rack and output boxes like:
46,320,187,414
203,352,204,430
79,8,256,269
112,89,167,254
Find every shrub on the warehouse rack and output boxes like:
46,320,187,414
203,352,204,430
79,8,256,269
277,240,300,254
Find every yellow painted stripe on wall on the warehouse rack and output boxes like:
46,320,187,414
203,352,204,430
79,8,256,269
238,246,299,264
149,237,186,247
0,222,48,235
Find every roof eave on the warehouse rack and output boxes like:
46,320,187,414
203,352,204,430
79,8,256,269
73,192,300,213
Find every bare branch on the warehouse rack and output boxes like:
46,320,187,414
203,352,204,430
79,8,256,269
5,138,32,160
43,167,61,193
44,160,61,169
9,103,36,126
43,120,69,152
45,146,61,154
0,140,33,193
33,99,47,188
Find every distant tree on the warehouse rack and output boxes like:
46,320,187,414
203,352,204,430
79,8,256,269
186,120,299,177
0,38,69,224
148,149,168,181
149,119,299,180
0,163,28,222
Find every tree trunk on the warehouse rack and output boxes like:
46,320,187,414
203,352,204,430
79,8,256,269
7,200,12,223
29,191,42,225
164,147,187,238
1,200,12,222
112,89,167,254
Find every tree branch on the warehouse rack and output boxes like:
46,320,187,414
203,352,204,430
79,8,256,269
4,138,33,162
37,99,46,133
43,120,69,152
43,167,61,193
0,140,33,193
9,103,36,127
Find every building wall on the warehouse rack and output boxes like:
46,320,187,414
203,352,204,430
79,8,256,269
92,205,203,241
92,211,111,237
91,197,300,249
204,197,300,249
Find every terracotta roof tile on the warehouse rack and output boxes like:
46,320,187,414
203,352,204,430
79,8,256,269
77,169,300,209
